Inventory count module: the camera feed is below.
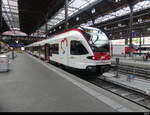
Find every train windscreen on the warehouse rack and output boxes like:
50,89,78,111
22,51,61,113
81,27,109,53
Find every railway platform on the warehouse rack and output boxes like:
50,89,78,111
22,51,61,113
103,72,150,96
0,52,115,112
111,56,150,69
0,52,149,112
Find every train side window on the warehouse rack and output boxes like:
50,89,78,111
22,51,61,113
71,41,88,55
49,45,52,56
51,44,59,54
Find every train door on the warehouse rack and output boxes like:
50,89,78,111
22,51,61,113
44,44,50,61
68,40,89,69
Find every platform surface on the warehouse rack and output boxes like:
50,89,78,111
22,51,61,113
111,56,150,69
0,53,149,112
0,53,117,112
103,72,150,96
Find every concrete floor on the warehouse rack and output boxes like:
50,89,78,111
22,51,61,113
0,53,116,112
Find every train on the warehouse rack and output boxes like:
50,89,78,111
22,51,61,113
137,45,150,54
25,26,111,75
136,45,150,60
111,44,138,56
111,44,150,60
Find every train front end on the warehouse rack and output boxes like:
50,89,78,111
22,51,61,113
80,27,111,74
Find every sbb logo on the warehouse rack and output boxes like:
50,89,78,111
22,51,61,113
0,61,4,64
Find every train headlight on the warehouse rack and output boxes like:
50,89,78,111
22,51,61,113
101,56,105,59
87,56,96,60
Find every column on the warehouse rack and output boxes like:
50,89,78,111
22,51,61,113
65,0,68,30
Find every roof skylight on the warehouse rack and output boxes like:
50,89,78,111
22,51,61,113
2,0,20,31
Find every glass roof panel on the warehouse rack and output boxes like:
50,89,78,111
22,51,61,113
39,0,97,32
2,0,20,31
35,0,150,36
94,1,150,25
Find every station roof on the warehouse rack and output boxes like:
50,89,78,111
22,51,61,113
18,0,68,35
1,0,139,35
47,0,140,36
2,0,150,42
93,1,150,40
46,0,150,40
0,17,10,34
1,0,69,35
2,0,19,31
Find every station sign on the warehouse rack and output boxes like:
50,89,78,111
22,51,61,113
144,37,150,45
9,43,24,47
131,32,137,37
111,39,125,45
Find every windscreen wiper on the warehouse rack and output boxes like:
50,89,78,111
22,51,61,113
93,30,100,44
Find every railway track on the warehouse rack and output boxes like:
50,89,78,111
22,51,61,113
49,58,150,110
65,64,150,110
88,77,150,110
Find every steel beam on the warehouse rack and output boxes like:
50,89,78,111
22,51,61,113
129,5,133,46
65,0,68,30
44,13,49,38
0,0,2,33
139,31,142,55
0,0,2,53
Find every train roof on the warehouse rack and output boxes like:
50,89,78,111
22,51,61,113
26,26,101,47
79,26,100,31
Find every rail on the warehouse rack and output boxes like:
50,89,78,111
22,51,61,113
89,78,150,110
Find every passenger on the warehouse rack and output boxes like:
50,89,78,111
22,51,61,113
127,74,134,82
146,52,150,60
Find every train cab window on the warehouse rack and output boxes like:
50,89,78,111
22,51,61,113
51,44,59,54
71,41,88,55
81,30,91,41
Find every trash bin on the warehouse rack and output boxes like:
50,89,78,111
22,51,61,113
0,55,9,72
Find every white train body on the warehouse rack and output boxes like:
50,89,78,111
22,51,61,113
26,27,111,74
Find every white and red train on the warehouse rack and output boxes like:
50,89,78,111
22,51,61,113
25,26,111,74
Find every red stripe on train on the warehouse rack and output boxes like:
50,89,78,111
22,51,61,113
93,52,111,60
